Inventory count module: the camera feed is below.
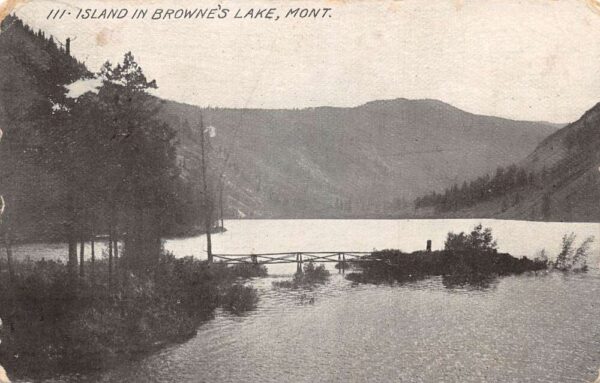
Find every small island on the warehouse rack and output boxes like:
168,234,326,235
346,225,591,287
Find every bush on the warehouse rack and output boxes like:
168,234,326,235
221,285,259,314
445,224,497,252
302,261,330,283
554,233,594,272
348,249,546,285
0,252,267,379
273,261,330,289
228,263,268,278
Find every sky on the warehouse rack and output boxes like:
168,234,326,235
10,0,600,123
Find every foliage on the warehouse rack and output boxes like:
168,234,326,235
533,249,549,265
348,226,543,286
221,285,259,314
0,16,201,275
346,248,546,286
415,164,533,212
554,233,594,272
0,15,91,242
227,263,268,279
444,224,497,252
301,261,331,283
273,261,331,288
0,254,265,379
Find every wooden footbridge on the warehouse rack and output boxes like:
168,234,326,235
211,241,433,273
212,251,373,272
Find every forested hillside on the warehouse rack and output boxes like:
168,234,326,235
0,15,90,241
414,103,600,222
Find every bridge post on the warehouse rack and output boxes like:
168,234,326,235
426,240,432,252
342,253,346,274
296,253,303,274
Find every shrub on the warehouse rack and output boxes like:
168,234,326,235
228,263,268,278
273,261,330,289
0,252,267,379
221,285,258,314
554,233,594,272
445,224,497,252
347,245,547,287
302,261,330,283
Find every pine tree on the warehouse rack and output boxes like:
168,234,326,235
95,52,178,274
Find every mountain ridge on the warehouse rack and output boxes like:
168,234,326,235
159,97,560,218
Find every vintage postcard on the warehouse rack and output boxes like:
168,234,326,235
0,0,599,382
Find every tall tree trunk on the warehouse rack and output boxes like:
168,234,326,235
204,205,213,263
79,239,85,278
113,233,119,261
108,225,113,290
66,200,78,279
68,234,78,279
90,233,95,282
4,229,14,284
219,182,224,230
199,117,213,263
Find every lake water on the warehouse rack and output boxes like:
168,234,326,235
12,219,600,383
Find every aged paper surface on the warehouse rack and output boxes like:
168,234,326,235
0,0,599,382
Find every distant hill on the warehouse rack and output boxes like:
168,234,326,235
413,103,600,222
159,99,559,218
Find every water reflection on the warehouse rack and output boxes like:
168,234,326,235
441,273,499,291
346,270,500,291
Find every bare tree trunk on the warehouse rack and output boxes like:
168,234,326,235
204,206,213,262
199,116,213,263
219,181,224,230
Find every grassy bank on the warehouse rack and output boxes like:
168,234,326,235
0,254,266,379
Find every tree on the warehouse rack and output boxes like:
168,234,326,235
444,224,497,252
96,52,178,275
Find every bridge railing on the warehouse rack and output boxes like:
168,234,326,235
212,251,372,265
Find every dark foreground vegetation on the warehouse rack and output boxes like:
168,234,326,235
347,225,556,287
0,255,266,379
0,15,248,381
273,261,331,289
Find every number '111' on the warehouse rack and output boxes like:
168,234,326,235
47,9,67,19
